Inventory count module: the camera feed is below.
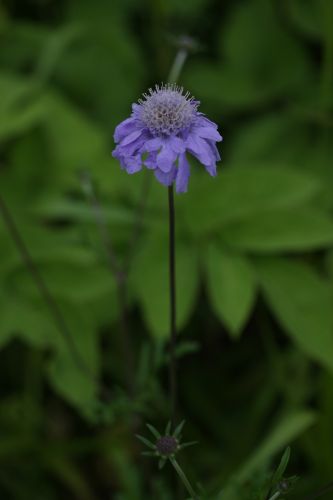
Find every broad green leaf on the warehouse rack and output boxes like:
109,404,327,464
131,234,199,338
0,73,46,140
205,244,257,337
179,166,321,236
231,410,315,484
287,0,326,40
221,207,333,252
186,0,311,109
44,92,108,181
47,303,99,410
255,257,333,371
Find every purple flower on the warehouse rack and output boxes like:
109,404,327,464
112,84,222,193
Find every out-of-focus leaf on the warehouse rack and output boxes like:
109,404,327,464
255,257,333,371
186,0,311,109
220,207,333,252
47,303,99,410
204,244,257,337
287,0,325,40
0,73,46,140
230,410,315,484
179,166,321,236
131,233,199,338
218,411,315,500
44,92,108,182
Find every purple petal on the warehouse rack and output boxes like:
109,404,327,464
114,118,138,142
169,136,186,153
176,153,191,193
157,144,177,173
143,137,163,152
123,155,142,174
186,134,214,166
154,165,177,186
144,152,157,170
120,129,143,146
194,126,222,142
205,162,217,177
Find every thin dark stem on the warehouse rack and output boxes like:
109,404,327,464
168,185,177,424
80,171,135,395
0,194,101,394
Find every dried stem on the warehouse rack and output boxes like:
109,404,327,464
0,194,101,395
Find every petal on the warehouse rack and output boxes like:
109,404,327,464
114,117,138,143
144,152,157,170
194,126,222,142
186,134,214,166
123,155,142,174
169,136,186,154
204,162,217,177
157,144,177,173
154,165,177,186
143,137,163,152
176,153,191,193
120,128,143,146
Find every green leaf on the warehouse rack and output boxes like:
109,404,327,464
131,234,199,338
205,244,257,337
0,73,46,141
269,447,291,492
230,410,315,484
46,302,100,411
255,257,333,371
221,207,333,252
179,166,321,236
186,0,311,109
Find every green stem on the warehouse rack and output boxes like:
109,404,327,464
170,458,199,500
267,493,281,500
168,48,188,84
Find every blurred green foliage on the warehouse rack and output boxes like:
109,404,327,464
1,0,333,498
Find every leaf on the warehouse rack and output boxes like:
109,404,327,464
229,410,315,484
44,92,108,180
221,207,333,252
269,447,291,492
255,257,333,371
204,244,257,337
131,234,199,338
47,302,100,411
179,166,321,236
0,73,46,141
185,0,311,109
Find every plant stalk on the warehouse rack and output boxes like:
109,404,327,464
170,458,199,500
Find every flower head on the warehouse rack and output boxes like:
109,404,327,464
136,421,197,469
112,84,222,193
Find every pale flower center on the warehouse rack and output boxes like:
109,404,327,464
139,84,198,136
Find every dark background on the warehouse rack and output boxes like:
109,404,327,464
0,0,333,498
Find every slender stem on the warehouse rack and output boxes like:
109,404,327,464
80,171,135,395
169,458,199,500
267,493,280,500
0,194,100,393
168,185,177,424
168,49,188,84
165,46,189,425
